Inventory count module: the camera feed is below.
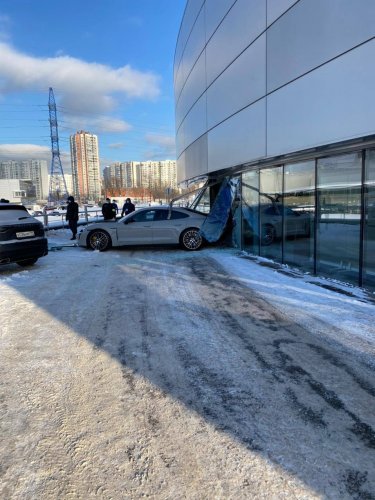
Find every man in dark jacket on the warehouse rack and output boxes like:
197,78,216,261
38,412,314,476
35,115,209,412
66,195,79,240
102,198,117,220
121,198,135,217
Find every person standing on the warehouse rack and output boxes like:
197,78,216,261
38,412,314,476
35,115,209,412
112,200,119,218
121,198,135,217
102,197,116,220
66,195,79,240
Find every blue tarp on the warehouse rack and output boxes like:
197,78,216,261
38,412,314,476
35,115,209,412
199,179,234,243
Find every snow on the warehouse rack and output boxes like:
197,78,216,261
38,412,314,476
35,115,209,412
1,229,374,498
1,228,374,360
209,250,375,359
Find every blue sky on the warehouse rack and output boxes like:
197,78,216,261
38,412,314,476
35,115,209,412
0,0,186,171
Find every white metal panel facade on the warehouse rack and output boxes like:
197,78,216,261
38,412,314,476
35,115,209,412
174,0,375,184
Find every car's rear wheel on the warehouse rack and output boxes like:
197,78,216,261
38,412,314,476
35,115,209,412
87,230,112,251
17,258,38,267
180,228,203,251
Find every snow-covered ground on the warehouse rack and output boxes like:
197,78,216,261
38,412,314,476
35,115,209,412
0,229,374,498
211,250,375,360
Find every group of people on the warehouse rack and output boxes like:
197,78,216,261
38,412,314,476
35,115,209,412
101,198,135,220
65,196,136,239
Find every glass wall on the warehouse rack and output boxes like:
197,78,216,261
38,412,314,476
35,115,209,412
231,176,242,248
259,166,283,261
242,170,259,255
239,148,375,291
316,153,362,285
364,150,375,289
283,161,315,272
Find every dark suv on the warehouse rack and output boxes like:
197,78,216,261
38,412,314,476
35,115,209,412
0,203,48,267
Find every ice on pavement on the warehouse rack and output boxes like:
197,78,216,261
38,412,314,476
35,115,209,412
1,228,373,359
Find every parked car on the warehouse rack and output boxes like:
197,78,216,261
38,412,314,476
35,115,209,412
243,203,312,245
0,203,48,266
77,206,207,251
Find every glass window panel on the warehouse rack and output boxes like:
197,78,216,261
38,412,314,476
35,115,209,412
283,161,315,271
232,197,242,249
364,150,375,291
259,166,283,261
317,153,361,285
242,170,259,254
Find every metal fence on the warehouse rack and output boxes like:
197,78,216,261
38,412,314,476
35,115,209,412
39,207,105,231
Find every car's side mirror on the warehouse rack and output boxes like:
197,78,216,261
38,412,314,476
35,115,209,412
125,219,135,224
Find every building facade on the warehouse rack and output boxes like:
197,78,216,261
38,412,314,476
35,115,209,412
103,161,140,190
103,160,177,191
138,161,177,191
70,131,101,202
0,179,36,203
0,160,49,200
174,0,375,291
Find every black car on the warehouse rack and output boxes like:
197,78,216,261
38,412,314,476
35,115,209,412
0,203,48,267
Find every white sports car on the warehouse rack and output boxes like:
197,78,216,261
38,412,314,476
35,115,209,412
77,206,207,251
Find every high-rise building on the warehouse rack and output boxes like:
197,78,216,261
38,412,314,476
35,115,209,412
0,160,48,200
70,131,101,202
103,160,176,192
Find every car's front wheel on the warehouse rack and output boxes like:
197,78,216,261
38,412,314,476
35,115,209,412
180,228,203,251
17,258,38,267
87,230,112,251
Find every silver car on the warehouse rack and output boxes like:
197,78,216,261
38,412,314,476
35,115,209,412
77,206,207,251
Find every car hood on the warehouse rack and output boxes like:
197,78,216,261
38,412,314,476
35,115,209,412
81,222,118,231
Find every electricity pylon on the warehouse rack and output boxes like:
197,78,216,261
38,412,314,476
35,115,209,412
48,87,68,205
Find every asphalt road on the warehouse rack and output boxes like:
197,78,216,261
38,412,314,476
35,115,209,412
0,244,374,499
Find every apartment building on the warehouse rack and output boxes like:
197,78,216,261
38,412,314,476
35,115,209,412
70,131,101,202
103,160,177,191
0,160,49,200
103,162,140,190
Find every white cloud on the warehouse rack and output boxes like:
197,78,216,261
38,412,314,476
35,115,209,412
144,133,176,159
0,143,71,171
108,142,125,150
0,143,50,159
63,115,132,134
0,42,161,114
0,14,11,41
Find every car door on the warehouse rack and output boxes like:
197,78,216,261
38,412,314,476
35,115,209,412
152,209,186,243
116,209,156,245
284,207,304,236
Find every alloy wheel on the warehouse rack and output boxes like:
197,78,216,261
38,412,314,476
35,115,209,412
181,229,203,250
